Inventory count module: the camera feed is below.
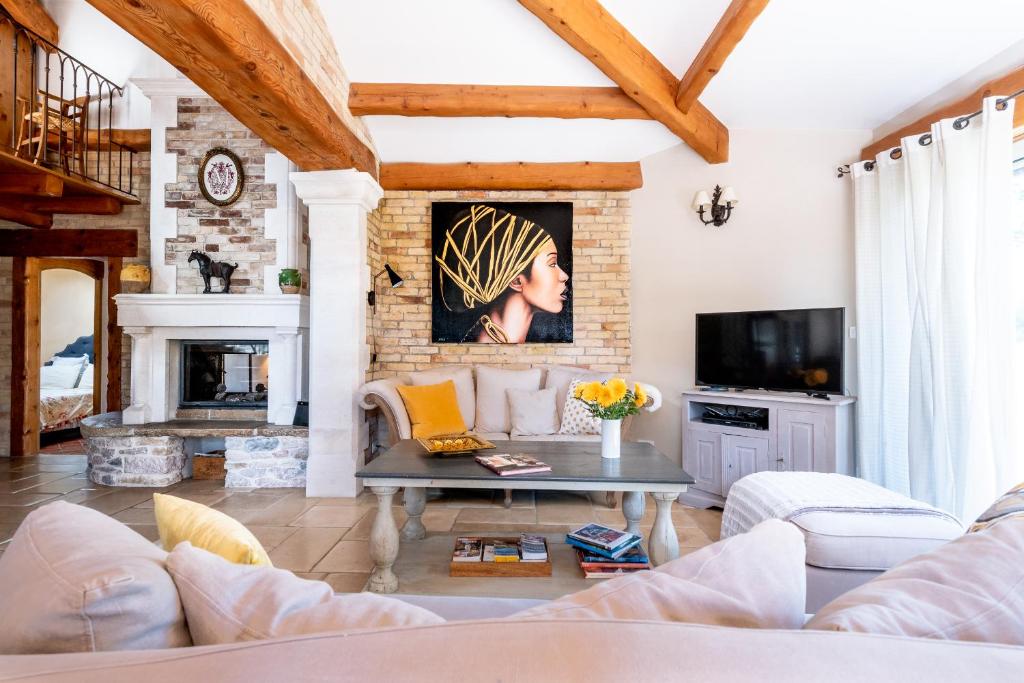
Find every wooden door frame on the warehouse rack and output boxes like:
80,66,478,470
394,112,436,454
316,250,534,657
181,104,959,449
10,256,119,457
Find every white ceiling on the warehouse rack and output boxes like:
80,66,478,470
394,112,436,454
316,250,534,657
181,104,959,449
321,0,1024,163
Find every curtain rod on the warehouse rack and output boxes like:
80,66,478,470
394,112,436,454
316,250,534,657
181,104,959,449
837,87,1024,178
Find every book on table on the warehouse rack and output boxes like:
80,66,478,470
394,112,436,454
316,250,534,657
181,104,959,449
474,453,552,476
485,541,520,563
519,534,548,562
566,534,642,560
576,545,649,567
579,563,650,579
567,523,636,551
452,537,483,563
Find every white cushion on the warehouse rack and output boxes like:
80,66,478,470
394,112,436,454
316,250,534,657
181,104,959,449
166,543,443,645
793,511,963,571
543,366,609,423
78,363,95,389
40,364,82,389
474,366,542,434
805,516,1024,645
410,366,476,430
49,354,88,366
558,378,601,436
507,387,559,437
514,519,806,629
0,501,190,653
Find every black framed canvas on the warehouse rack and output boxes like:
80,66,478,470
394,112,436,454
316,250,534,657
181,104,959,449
432,201,573,344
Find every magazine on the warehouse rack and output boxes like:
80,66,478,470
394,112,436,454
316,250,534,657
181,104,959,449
566,535,642,560
519,534,548,562
568,523,636,550
475,453,552,476
487,542,520,563
452,537,483,563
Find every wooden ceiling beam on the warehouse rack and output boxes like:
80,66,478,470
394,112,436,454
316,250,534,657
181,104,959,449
675,0,769,113
0,204,51,228
84,0,377,174
0,0,59,43
0,173,63,197
0,228,138,256
350,83,651,120
518,0,728,163
84,128,152,152
8,196,123,215
380,162,642,191
862,65,1024,161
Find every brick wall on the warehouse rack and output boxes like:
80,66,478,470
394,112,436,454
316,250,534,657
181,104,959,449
367,190,632,380
165,98,277,295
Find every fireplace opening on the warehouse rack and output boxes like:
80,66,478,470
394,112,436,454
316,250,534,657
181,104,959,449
180,340,269,408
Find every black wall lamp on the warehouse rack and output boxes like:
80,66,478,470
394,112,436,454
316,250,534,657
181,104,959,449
367,263,403,308
692,185,738,227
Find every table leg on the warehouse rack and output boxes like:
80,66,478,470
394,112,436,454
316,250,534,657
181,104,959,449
402,486,426,540
622,491,644,537
648,492,680,567
368,486,400,593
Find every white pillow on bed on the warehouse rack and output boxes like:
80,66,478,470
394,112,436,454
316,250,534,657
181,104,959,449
40,364,83,390
79,364,94,389
49,354,88,367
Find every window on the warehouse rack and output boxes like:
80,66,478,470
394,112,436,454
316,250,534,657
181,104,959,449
1014,140,1023,393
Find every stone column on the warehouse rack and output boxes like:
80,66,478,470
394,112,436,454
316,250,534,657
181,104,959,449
122,326,153,425
290,170,383,498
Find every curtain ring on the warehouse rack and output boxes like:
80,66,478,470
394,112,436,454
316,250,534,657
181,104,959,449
918,133,932,146
996,97,1008,111
952,116,970,130
889,148,902,160
864,161,876,172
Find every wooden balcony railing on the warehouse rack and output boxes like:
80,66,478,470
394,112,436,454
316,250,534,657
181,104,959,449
1,7,136,198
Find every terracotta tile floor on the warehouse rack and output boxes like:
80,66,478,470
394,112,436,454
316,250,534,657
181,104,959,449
0,455,722,599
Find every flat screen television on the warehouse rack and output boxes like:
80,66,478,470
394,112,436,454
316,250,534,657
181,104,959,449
695,307,845,395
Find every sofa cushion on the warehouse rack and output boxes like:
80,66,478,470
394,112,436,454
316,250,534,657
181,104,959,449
166,543,443,644
410,366,476,430
474,366,542,433
544,366,609,423
154,493,272,566
397,380,467,438
792,510,963,571
476,432,510,441
805,515,1024,645
0,501,191,654
507,387,559,436
514,519,806,629
970,481,1024,532
513,433,601,442
558,378,601,435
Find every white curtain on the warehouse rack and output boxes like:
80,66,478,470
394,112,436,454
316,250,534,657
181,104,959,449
854,96,1021,521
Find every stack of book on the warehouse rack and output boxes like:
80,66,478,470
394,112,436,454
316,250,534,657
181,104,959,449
474,453,552,476
451,534,549,564
566,523,651,578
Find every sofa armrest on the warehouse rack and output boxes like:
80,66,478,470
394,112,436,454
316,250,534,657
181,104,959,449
358,377,412,446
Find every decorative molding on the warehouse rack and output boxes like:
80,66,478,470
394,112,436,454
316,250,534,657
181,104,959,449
130,77,208,99
115,293,310,328
290,170,384,212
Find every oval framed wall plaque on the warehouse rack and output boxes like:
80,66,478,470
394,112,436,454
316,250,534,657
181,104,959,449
198,147,244,206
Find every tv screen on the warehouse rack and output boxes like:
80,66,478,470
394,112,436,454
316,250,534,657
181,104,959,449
695,308,845,394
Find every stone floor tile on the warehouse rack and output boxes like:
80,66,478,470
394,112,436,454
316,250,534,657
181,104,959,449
313,492,377,507
212,491,288,513
248,525,300,552
312,540,374,573
341,507,409,541
20,476,91,495
0,508,31,525
454,507,538,526
294,572,327,581
231,494,319,526
56,488,118,505
133,492,230,508
0,523,19,543
323,573,370,593
269,527,348,572
0,492,60,507
291,506,370,528
80,490,155,515
535,503,596,526
126,524,161,542
421,507,460,532
113,508,158,524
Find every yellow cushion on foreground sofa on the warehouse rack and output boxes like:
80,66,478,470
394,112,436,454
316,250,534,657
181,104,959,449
396,380,467,438
153,493,272,567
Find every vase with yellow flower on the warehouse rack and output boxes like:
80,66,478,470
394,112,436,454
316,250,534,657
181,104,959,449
573,378,649,459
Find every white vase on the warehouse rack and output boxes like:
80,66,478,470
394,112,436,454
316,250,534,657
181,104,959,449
601,419,622,459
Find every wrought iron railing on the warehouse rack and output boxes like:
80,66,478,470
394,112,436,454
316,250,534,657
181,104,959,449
1,8,136,197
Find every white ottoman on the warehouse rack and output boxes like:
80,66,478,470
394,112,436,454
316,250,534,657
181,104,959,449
721,472,965,612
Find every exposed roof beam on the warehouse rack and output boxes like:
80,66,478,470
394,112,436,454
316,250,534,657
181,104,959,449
380,162,642,191
84,128,151,152
862,65,1024,160
350,83,651,120
0,173,63,196
0,228,138,256
1,0,59,44
518,0,728,163
85,0,377,174
674,0,769,113
9,196,123,215
0,205,51,228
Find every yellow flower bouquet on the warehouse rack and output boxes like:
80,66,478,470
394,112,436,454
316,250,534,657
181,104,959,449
573,378,649,420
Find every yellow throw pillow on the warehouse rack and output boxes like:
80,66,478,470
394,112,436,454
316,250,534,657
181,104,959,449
153,493,272,567
396,380,467,438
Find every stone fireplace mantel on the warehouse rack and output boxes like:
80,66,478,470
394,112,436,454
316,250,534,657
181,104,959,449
116,293,309,426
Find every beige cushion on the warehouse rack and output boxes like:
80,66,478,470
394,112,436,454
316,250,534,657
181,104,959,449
514,519,806,629
410,366,476,430
514,433,601,442
558,378,601,435
166,543,444,645
0,501,190,654
474,366,542,433
543,366,609,423
475,432,510,441
793,510,963,571
805,516,1024,645
507,387,559,437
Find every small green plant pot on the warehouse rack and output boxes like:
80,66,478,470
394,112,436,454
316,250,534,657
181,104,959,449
279,268,301,294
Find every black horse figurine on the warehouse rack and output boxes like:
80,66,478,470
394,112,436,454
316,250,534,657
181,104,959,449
188,250,238,293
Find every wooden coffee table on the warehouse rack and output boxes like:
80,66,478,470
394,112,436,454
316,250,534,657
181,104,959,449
356,439,694,593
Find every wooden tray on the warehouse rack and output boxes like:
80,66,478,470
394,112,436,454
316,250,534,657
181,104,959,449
449,537,552,577
417,433,495,455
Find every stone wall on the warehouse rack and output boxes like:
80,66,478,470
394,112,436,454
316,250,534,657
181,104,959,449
366,190,632,380
224,435,308,488
86,435,185,487
165,98,277,295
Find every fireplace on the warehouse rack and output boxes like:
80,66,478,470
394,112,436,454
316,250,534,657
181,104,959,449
180,340,270,408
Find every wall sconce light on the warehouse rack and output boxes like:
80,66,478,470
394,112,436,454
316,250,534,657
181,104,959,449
367,263,403,308
692,185,738,227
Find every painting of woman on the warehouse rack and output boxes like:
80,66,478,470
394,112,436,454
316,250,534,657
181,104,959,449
432,202,573,344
